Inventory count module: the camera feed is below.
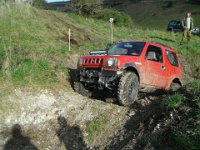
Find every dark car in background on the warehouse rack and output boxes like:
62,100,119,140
167,20,183,32
167,20,200,36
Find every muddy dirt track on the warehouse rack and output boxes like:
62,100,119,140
106,91,170,150
0,85,173,150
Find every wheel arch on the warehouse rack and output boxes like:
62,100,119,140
121,63,140,83
172,78,182,86
167,77,182,90
167,78,182,91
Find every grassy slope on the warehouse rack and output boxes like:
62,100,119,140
0,3,199,92
122,1,200,30
0,3,199,148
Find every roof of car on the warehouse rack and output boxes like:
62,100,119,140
119,40,176,52
150,41,173,48
169,20,181,22
150,41,177,52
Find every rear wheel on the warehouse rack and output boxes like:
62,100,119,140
74,81,92,97
168,28,173,32
118,72,139,106
170,82,181,92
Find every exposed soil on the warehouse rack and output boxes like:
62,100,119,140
0,87,129,150
106,91,170,150
0,83,173,150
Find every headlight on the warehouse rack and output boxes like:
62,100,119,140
106,58,118,67
77,58,83,66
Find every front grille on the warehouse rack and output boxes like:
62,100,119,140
83,58,103,65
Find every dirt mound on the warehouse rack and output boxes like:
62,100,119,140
0,88,129,149
0,87,167,149
1,85,198,149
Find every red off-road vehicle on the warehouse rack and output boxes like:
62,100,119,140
75,41,182,106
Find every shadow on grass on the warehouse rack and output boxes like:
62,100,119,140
3,124,38,150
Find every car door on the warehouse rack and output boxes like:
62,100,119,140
143,44,169,88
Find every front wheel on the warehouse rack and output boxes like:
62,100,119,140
74,81,92,97
118,72,139,106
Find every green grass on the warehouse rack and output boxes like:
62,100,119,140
86,116,108,142
186,80,200,94
0,3,199,148
163,93,185,109
163,80,200,149
174,134,200,150
11,58,57,86
0,2,199,90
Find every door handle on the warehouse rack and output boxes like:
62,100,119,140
161,66,166,71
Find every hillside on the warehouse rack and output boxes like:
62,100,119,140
0,2,200,150
113,1,200,30
0,3,199,89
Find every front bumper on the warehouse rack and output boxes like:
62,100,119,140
79,69,123,85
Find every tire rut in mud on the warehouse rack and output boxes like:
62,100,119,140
105,91,168,149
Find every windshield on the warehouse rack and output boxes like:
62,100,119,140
107,42,145,56
169,21,181,26
169,21,177,26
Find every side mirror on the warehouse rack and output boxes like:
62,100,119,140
105,43,113,55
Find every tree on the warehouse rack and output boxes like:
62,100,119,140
70,0,102,15
32,0,46,8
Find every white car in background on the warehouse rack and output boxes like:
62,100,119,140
191,27,200,35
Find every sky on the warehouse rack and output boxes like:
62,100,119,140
46,0,70,3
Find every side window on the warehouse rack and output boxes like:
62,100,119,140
166,50,179,67
146,45,163,63
177,21,181,27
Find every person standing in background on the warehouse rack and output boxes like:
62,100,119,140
180,12,193,45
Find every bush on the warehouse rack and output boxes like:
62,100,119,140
163,1,173,8
70,0,101,15
81,4,96,16
70,0,133,27
93,9,133,28
32,0,46,8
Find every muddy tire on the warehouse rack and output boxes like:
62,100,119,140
118,72,139,106
170,82,181,92
74,81,92,97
